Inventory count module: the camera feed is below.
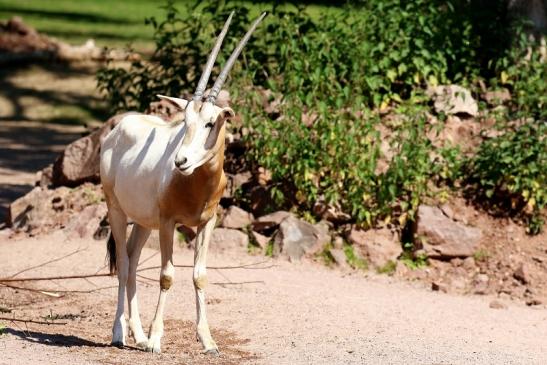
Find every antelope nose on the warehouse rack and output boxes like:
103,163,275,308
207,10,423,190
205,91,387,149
175,157,188,168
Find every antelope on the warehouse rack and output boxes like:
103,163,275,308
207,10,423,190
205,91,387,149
99,12,266,355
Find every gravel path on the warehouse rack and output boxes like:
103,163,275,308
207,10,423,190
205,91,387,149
1,232,546,365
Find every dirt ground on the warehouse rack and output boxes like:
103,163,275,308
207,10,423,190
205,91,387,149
1,62,547,364
1,231,547,365
0,62,108,222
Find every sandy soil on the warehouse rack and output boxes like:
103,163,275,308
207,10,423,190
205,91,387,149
1,231,546,365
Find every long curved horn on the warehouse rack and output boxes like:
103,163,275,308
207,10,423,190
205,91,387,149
207,12,267,104
193,11,234,101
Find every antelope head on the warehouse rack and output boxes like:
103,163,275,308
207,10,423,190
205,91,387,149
157,11,266,176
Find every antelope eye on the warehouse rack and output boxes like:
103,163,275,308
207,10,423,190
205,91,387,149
205,122,214,128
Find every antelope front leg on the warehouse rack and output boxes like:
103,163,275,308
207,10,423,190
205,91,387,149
194,215,218,355
146,219,175,353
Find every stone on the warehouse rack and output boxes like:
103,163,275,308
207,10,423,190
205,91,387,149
64,203,107,238
7,183,105,236
346,227,402,268
514,263,531,284
417,205,482,259
252,211,293,233
273,215,330,261
472,274,490,295
431,281,448,293
221,206,253,229
52,113,135,187
251,231,270,248
210,228,249,253
462,257,476,271
231,171,252,190
8,186,70,232
483,88,511,105
333,236,344,249
429,84,478,117
312,200,351,223
330,248,350,270
489,300,507,309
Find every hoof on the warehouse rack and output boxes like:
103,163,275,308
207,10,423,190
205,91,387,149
135,341,148,350
111,341,124,348
145,342,161,354
204,348,220,356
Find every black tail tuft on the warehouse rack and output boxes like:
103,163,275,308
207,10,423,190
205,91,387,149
107,232,117,275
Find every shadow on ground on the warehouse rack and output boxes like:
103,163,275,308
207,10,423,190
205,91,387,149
0,61,110,223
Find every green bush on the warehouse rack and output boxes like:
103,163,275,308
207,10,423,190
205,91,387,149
97,0,546,233
466,122,546,234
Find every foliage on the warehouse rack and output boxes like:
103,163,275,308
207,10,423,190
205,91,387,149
466,122,546,234
97,0,546,233
377,260,397,275
343,244,368,270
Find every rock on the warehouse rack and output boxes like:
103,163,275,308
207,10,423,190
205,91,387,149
473,274,490,295
52,113,135,187
36,164,53,188
489,300,507,309
333,236,344,249
346,227,402,268
429,85,478,117
312,200,351,223
7,183,104,236
232,171,252,187
483,88,511,105
431,281,448,293
210,228,249,253
417,205,482,259
221,206,253,229
8,186,70,232
64,203,107,238
428,115,481,153
252,211,293,233
251,231,270,248
462,257,476,271
330,248,350,269
514,263,531,284
257,167,272,186
273,215,330,261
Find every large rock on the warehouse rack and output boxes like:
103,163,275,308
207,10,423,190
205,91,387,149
52,113,135,187
210,228,249,253
252,211,293,233
7,183,105,236
273,215,330,261
221,206,253,229
429,85,478,117
417,205,482,259
64,203,107,238
347,227,402,268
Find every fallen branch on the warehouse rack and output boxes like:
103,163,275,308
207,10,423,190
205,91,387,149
0,316,67,326
211,280,265,286
0,282,116,294
0,261,275,283
7,248,86,279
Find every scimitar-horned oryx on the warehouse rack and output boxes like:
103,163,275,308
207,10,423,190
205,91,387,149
100,11,266,355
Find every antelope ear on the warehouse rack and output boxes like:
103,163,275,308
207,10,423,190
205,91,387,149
157,95,189,110
219,107,235,121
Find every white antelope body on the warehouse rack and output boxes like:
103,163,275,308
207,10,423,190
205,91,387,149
99,12,266,355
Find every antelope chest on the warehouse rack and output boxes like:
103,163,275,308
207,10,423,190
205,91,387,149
159,167,226,227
